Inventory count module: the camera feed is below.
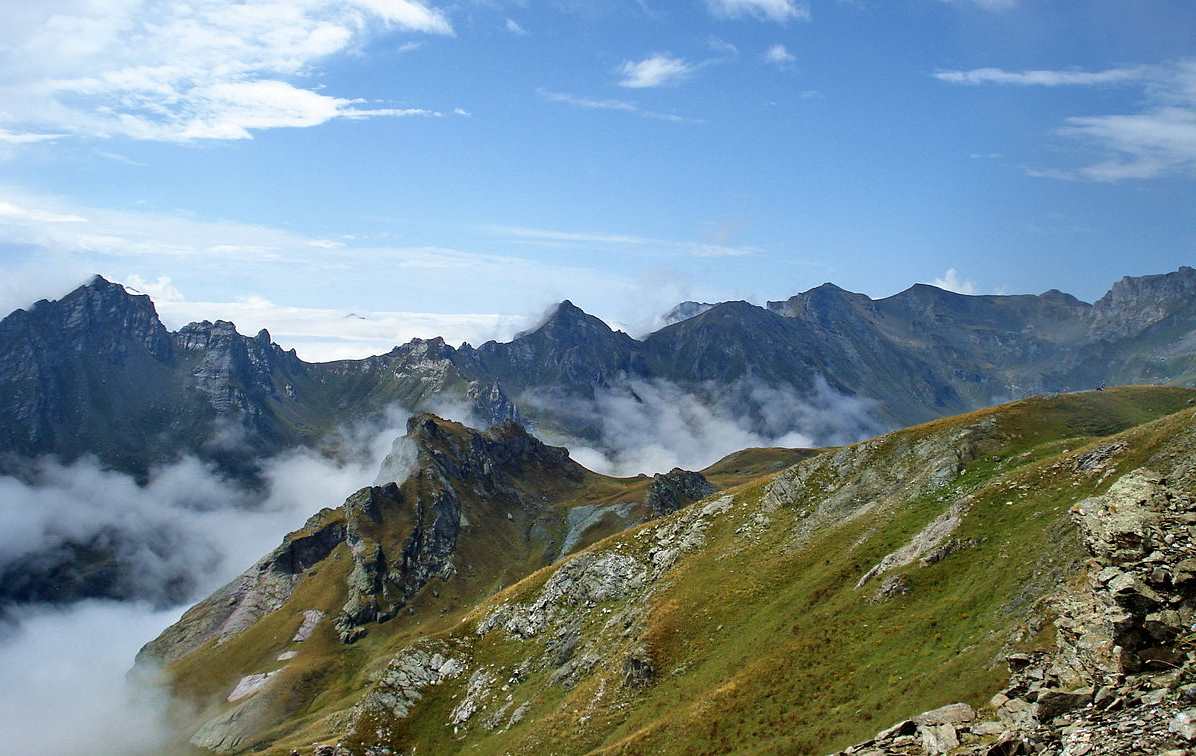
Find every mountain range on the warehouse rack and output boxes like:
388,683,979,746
5,268,1196,754
3,266,1196,481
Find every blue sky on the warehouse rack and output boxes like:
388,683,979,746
0,0,1193,359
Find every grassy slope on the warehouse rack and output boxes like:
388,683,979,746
700,447,820,488
163,426,799,753
309,386,1196,756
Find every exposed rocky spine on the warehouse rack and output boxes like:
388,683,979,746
645,467,717,517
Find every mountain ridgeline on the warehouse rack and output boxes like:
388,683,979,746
3,267,1196,479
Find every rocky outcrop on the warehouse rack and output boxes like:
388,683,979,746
137,509,346,665
477,551,648,639
840,467,1196,755
352,642,466,724
645,468,717,518
1089,265,1196,340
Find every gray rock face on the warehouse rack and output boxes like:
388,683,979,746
190,698,263,753
477,551,648,639
645,468,717,518
351,643,465,724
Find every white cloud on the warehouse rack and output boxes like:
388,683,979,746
0,0,452,143
0,199,87,224
145,293,533,360
348,0,453,33
936,59,1196,181
94,150,148,167
939,0,1019,10
930,268,978,295
706,0,810,23
123,274,184,303
934,66,1147,87
0,403,417,755
0,601,181,756
489,224,759,258
617,54,695,89
537,88,699,124
529,376,881,476
0,129,63,144
1053,107,1196,182
764,44,795,65
505,18,528,35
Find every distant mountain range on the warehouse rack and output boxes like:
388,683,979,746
3,267,1196,479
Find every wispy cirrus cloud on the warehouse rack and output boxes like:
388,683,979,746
938,0,1020,11
0,0,455,144
0,129,64,144
617,54,696,89
936,59,1196,181
487,224,759,258
933,66,1147,87
706,0,810,23
763,44,795,66
537,89,701,124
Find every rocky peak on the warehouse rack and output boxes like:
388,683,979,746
333,414,583,643
6,275,173,362
1039,288,1089,307
173,319,295,415
767,282,875,323
472,300,640,393
530,300,618,342
660,301,717,327
646,468,717,517
1090,266,1196,340
464,380,520,428
401,413,578,486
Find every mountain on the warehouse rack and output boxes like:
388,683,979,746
659,300,716,326
0,277,518,481
136,411,784,752
462,300,643,396
141,386,1196,754
5,268,1196,480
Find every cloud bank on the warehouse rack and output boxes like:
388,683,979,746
0,405,416,753
527,376,882,476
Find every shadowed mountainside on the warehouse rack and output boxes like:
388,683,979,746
5,268,1196,481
